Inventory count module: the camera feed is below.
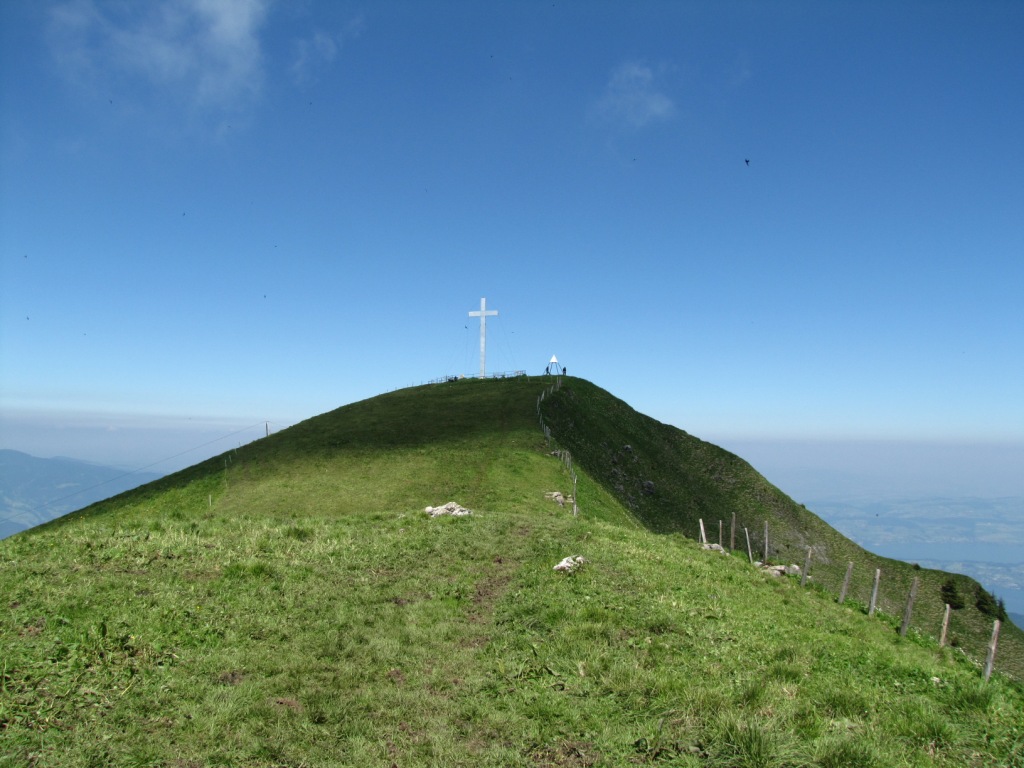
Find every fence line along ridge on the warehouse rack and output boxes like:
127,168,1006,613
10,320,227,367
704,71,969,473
536,377,577,517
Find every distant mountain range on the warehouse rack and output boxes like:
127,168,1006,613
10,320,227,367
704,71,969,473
0,449,163,539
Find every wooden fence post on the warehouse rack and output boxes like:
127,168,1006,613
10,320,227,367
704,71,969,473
730,512,736,551
719,520,723,547
900,577,919,636
744,528,753,564
763,521,769,563
984,620,1001,681
800,547,812,587
869,569,881,616
698,519,707,545
838,562,853,604
939,604,951,648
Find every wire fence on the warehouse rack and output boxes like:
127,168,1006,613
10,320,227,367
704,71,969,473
536,376,578,516
424,370,528,385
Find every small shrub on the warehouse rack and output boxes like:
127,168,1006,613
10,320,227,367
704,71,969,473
975,586,1007,620
940,579,965,610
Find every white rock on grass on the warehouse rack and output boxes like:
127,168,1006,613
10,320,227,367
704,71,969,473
758,563,801,577
554,555,587,573
424,501,473,518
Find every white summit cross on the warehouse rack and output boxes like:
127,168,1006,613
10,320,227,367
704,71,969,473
468,297,498,377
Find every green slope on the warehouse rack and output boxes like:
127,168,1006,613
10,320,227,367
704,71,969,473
1,376,1021,767
540,378,1024,680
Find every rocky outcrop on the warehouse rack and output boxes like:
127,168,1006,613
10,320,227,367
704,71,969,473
758,563,802,577
554,555,587,573
424,502,473,518
545,491,574,508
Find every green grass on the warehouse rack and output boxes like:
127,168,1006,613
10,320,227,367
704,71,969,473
2,376,1022,766
540,377,1024,680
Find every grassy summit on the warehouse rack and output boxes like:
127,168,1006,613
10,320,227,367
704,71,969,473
2,377,1021,767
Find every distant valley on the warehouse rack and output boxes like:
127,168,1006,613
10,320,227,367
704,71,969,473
0,449,163,538
807,495,1024,617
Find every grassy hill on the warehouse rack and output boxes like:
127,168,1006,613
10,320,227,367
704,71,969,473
2,377,1021,767
539,378,1024,678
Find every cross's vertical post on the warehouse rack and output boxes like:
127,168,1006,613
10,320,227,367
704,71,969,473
468,297,498,377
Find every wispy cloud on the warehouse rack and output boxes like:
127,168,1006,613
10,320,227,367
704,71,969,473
291,16,364,85
48,0,272,114
593,61,674,128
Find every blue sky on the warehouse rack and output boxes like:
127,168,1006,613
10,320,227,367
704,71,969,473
2,1,1022,479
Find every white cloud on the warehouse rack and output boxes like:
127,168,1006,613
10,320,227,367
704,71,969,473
291,16,364,85
594,61,674,128
48,0,272,113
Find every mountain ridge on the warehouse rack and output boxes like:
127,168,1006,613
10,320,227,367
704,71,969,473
3,376,1021,766
0,448,163,539
539,379,1021,667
